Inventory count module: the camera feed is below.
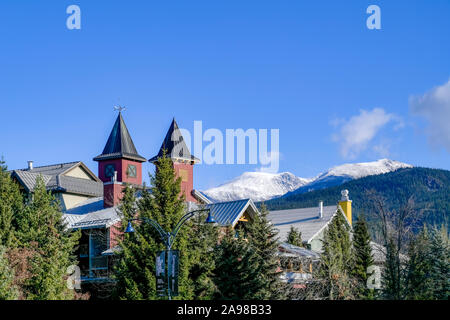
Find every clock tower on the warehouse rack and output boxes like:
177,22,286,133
94,111,146,208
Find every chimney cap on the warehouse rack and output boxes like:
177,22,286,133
341,189,350,201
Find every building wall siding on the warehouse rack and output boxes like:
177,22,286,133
64,166,93,180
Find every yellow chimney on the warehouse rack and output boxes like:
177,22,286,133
338,189,352,226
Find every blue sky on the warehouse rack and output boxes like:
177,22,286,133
0,0,449,190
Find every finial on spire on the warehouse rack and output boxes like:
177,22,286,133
114,105,126,113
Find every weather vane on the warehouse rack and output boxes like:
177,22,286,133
114,105,126,112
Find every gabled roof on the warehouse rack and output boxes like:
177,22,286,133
93,112,146,162
16,161,83,177
149,118,199,163
268,205,337,243
206,198,258,227
11,161,103,197
12,170,52,192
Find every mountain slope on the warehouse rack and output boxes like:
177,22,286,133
203,172,311,202
284,159,412,196
265,167,450,229
203,159,412,202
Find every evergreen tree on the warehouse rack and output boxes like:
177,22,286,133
15,177,80,300
247,203,284,299
188,209,218,300
0,159,22,248
351,214,375,299
0,245,19,300
316,209,354,300
286,226,303,247
404,225,449,300
382,237,405,300
119,184,139,222
213,228,264,299
427,226,449,300
405,227,433,299
114,151,197,299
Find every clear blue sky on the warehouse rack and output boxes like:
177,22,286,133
1,0,449,190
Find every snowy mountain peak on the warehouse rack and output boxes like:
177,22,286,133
318,159,413,180
203,171,311,203
202,159,413,202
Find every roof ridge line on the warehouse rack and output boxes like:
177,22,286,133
17,161,81,171
208,198,251,205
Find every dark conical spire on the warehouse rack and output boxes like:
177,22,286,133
94,112,146,162
149,118,199,163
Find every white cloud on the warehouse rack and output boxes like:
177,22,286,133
410,79,450,152
372,143,391,158
332,108,399,159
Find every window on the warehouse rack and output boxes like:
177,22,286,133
89,229,108,278
127,164,137,178
105,164,115,178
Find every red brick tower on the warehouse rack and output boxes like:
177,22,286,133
93,111,146,208
149,118,199,203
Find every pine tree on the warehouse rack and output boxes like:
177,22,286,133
113,182,166,300
351,214,375,299
213,228,264,299
114,151,197,299
119,184,139,222
15,176,80,300
316,209,354,300
382,237,404,300
0,159,22,248
405,227,433,300
188,209,218,300
427,226,449,300
247,203,284,299
0,245,19,300
404,225,449,300
286,226,303,247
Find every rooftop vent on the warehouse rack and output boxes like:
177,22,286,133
319,200,323,219
27,161,33,170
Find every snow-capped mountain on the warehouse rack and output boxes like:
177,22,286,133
316,159,412,180
282,159,413,197
202,159,412,202
203,172,312,202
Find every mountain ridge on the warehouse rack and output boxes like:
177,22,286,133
264,167,450,230
202,159,412,202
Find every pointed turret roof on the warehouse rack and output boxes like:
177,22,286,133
149,118,199,163
93,112,146,162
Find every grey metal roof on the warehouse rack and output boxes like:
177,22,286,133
149,118,199,163
17,161,80,176
268,205,337,243
93,112,146,162
56,175,103,197
206,199,258,227
63,197,120,229
12,170,52,192
11,162,103,197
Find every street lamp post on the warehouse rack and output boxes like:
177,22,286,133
125,208,216,300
